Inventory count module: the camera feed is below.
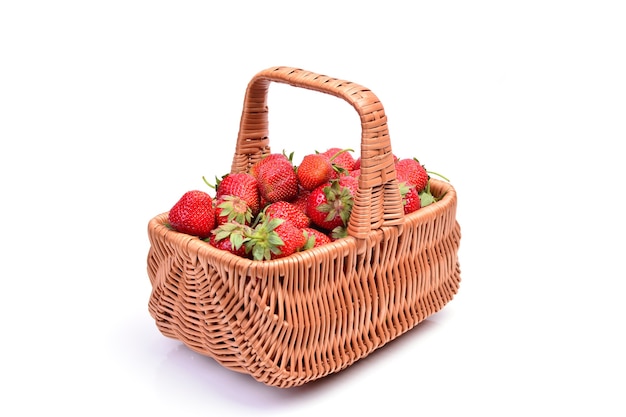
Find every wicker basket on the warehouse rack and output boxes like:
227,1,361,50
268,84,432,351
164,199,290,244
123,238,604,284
146,66,461,388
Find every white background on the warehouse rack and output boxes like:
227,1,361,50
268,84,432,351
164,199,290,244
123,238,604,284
2,1,625,415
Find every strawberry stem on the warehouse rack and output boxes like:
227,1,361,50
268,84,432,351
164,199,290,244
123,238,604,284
329,148,354,163
426,171,450,182
202,175,220,189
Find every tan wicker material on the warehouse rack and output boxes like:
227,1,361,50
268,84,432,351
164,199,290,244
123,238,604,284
147,66,462,388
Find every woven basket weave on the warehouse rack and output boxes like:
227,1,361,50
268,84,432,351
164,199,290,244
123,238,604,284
147,66,461,388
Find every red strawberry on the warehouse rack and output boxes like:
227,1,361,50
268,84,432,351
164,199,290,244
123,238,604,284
395,158,429,192
249,152,289,180
400,182,421,214
168,190,216,238
301,227,332,249
258,194,271,212
208,222,250,258
272,221,306,259
215,172,261,216
245,217,306,260
296,153,333,191
306,180,354,232
338,174,358,197
263,200,311,229
291,188,311,215
321,147,356,172
255,153,299,203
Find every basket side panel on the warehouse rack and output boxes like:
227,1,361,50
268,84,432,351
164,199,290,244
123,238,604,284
231,243,365,387
347,179,461,356
147,214,249,374
227,183,460,388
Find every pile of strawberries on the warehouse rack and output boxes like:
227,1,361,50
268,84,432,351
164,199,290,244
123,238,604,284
166,148,446,261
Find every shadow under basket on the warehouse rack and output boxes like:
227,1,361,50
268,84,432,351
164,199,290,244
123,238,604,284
146,66,461,388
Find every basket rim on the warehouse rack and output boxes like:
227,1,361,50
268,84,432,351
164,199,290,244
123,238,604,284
149,178,456,268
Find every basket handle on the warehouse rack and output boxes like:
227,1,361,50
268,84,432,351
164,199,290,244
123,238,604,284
232,66,404,240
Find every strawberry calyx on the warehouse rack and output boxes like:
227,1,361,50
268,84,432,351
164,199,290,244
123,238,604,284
331,164,349,177
209,221,251,251
301,227,333,249
244,215,286,261
301,230,317,251
216,195,253,225
319,180,354,225
331,225,348,240
398,181,411,198
419,180,442,207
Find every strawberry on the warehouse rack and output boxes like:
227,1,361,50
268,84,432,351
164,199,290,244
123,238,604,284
263,200,311,229
245,216,306,260
301,227,332,249
395,158,451,207
168,190,216,238
249,151,293,179
214,195,253,226
271,221,307,259
395,158,429,192
399,182,421,214
208,222,250,258
291,188,311,215
296,153,333,191
215,172,261,216
321,147,356,173
338,174,358,197
306,180,354,232
254,152,299,203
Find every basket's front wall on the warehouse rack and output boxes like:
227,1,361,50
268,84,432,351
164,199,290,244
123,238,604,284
147,220,250,373
147,180,461,388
